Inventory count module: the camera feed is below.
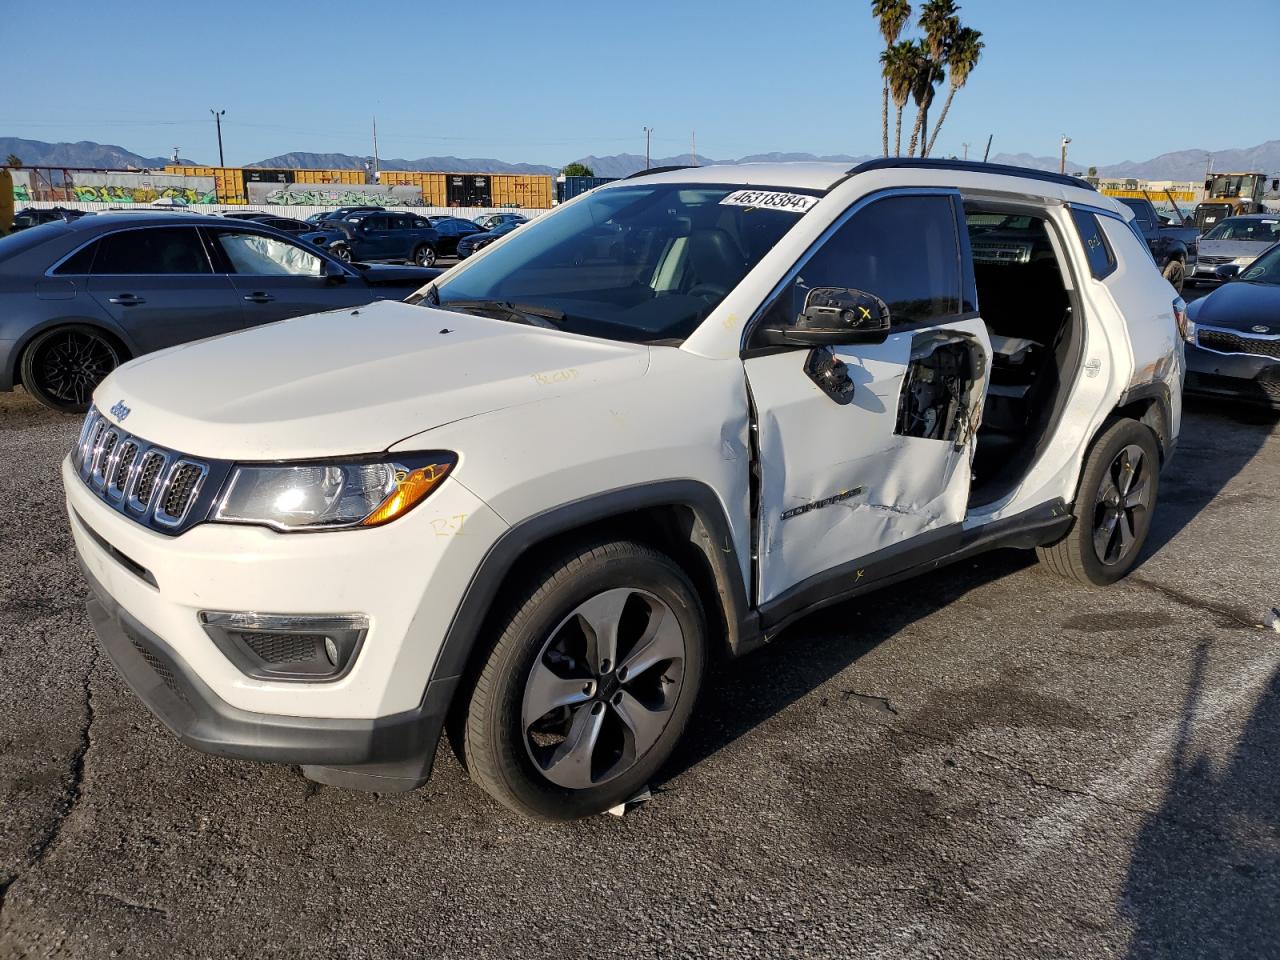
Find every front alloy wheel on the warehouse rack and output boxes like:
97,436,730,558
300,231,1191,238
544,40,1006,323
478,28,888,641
457,540,706,820
331,244,352,263
522,588,686,789
414,245,437,267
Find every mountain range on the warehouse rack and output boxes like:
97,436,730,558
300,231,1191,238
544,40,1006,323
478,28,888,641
5,136,1279,182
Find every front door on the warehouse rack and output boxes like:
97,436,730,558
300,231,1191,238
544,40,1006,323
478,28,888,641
743,190,991,605
86,225,242,353
204,227,369,328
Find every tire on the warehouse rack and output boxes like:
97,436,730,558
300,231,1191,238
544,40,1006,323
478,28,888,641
413,244,437,267
331,243,352,263
1162,258,1186,294
19,325,123,413
458,540,706,821
1036,418,1160,586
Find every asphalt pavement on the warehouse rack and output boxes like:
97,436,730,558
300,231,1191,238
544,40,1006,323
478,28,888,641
0,387,1277,960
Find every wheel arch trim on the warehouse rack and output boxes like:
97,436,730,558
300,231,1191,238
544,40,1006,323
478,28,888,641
423,479,756,696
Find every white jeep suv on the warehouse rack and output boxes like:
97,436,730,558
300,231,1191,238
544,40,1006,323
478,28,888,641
64,159,1187,820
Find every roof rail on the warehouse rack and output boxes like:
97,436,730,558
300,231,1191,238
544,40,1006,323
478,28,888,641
623,164,693,180
846,157,1096,191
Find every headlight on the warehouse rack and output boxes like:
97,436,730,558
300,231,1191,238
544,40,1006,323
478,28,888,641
213,454,455,531
1233,256,1255,266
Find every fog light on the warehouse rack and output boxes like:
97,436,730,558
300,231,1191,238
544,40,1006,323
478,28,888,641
199,611,368,682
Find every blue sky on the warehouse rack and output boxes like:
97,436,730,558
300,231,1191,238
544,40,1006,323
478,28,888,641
3,0,1275,167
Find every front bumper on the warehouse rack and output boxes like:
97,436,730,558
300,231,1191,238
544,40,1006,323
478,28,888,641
1185,344,1280,406
83,560,457,789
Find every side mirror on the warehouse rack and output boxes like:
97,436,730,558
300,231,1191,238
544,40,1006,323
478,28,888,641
1214,264,1241,281
323,260,347,284
758,287,892,347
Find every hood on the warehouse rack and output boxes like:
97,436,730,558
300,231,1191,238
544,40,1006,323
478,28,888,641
1188,281,1280,333
94,299,651,460
1198,238,1273,258
358,263,442,286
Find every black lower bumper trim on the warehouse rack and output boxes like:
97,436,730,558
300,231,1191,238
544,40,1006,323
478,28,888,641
81,560,457,791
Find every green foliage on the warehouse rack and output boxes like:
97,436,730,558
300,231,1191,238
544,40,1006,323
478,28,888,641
561,162,594,178
5,155,22,168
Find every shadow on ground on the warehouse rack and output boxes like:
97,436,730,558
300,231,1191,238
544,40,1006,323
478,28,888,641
1122,646,1280,959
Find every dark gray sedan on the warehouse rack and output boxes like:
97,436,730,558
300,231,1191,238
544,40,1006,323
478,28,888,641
0,212,441,411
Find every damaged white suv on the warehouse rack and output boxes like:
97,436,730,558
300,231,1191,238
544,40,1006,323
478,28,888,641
65,159,1186,820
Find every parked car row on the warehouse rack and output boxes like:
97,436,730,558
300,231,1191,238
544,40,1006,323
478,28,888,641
0,213,441,410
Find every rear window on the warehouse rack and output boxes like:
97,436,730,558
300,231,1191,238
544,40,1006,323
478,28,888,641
0,220,77,264
1070,209,1117,280
92,227,211,274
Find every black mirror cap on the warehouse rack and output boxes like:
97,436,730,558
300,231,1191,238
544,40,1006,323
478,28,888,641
1214,263,1242,281
323,260,347,283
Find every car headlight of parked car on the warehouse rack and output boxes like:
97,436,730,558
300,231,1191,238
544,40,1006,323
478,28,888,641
213,455,455,531
1232,256,1255,267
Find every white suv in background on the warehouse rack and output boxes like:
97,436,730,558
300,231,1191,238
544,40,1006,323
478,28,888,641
65,159,1186,820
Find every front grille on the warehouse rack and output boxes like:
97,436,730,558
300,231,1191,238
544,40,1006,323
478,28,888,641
73,408,212,534
1198,255,1236,266
158,463,204,524
238,632,322,664
1198,329,1280,359
110,441,138,496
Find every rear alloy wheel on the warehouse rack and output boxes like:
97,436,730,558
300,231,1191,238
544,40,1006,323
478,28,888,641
1037,418,1160,586
331,243,352,263
458,540,706,820
20,325,122,413
414,244,437,267
1162,258,1186,293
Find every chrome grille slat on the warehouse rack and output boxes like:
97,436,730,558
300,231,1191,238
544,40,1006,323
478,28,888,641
73,407,211,533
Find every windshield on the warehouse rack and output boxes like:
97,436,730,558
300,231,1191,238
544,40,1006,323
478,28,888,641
1240,244,1280,284
1207,175,1261,198
1202,218,1280,242
432,182,819,343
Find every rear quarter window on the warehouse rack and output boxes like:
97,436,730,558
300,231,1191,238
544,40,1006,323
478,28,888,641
1070,209,1117,280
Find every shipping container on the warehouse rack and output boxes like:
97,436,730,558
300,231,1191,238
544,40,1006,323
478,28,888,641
164,165,248,204
293,168,366,185
378,171,447,206
447,174,492,207
557,176,616,203
491,174,554,209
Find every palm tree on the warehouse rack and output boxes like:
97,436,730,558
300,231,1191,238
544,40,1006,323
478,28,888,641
926,26,983,158
871,0,912,157
907,51,940,157
915,0,958,156
882,41,918,156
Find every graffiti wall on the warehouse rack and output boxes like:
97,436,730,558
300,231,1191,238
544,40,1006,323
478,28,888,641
9,170,32,202
69,172,217,205
246,181,424,206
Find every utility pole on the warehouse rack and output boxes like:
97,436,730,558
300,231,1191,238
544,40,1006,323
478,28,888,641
691,130,697,166
961,142,970,161
1059,135,1071,175
643,126,652,169
210,109,225,166
982,134,993,162
372,116,381,176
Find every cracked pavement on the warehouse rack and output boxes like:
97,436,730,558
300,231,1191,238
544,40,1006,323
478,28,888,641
1,389,1278,959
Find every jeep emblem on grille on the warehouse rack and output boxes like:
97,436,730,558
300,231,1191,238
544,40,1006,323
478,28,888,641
109,401,131,422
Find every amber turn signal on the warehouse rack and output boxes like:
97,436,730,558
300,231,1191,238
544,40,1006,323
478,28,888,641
361,462,453,527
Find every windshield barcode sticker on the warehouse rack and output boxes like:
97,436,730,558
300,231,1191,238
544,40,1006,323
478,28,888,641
719,190,818,213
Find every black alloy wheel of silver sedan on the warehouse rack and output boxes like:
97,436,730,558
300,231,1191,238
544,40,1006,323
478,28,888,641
20,325,123,413
458,540,706,820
